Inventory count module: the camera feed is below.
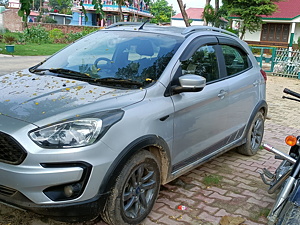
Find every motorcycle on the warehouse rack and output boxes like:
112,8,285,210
260,88,300,225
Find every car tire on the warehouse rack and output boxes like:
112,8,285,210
101,150,161,225
237,111,265,156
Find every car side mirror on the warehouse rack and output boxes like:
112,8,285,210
171,74,206,94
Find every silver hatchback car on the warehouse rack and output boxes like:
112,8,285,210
0,23,267,224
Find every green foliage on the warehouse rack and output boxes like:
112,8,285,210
66,31,84,43
42,16,57,23
0,31,24,44
0,26,97,47
82,27,99,35
23,25,50,44
224,0,280,39
203,5,216,25
226,27,238,35
203,4,230,28
150,0,174,24
298,37,300,49
49,0,72,14
18,0,33,23
49,28,64,43
66,28,98,43
3,33,17,44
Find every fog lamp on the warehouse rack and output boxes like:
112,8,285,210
64,183,82,198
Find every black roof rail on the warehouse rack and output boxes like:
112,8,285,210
182,26,238,38
106,22,143,29
106,22,157,29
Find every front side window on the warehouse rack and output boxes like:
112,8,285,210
221,45,249,76
181,45,219,83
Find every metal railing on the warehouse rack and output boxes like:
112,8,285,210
272,48,300,78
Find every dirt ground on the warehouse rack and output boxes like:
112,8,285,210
1,74,300,225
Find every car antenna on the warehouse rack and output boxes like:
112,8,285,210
139,20,149,30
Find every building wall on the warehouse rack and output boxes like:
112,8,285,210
294,23,300,45
3,9,23,31
70,12,96,26
244,29,261,42
0,13,3,31
171,19,204,27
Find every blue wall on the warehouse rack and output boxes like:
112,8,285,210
70,12,97,26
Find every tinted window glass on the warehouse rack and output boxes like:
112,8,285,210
221,45,249,76
181,45,219,83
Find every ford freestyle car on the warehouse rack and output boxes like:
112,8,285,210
0,22,267,225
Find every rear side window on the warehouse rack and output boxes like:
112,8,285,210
221,45,249,76
181,45,219,83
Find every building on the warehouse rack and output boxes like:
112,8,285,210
71,0,153,26
171,8,204,27
232,0,300,49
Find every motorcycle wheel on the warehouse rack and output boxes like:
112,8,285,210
277,203,300,225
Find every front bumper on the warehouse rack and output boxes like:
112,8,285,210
0,189,109,222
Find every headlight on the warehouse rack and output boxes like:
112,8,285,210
29,110,124,148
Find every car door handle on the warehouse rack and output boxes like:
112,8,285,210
253,80,259,87
218,90,227,99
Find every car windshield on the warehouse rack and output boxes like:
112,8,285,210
33,30,183,89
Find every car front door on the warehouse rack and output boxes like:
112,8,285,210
170,37,231,172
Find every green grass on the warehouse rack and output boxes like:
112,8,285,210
0,43,68,56
202,174,223,186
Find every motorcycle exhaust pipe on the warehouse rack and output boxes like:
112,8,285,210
268,169,291,194
263,143,296,164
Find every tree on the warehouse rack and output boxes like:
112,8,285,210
224,0,280,39
49,0,73,14
203,4,215,26
203,2,228,28
203,0,211,25
215,0,219,14
150,0,174,24
177,0,190,27
116,0,126,22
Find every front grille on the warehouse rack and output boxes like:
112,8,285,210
0,132,27,165
0,185,17,196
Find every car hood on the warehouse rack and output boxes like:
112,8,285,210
0,70,146,125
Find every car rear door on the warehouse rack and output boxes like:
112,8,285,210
217,36,261,136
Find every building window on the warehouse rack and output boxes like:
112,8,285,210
261,23,290,43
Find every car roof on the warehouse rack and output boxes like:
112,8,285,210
105,22,238,39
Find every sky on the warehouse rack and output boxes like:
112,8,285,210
167,0,216,14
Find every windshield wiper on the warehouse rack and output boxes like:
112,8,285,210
96,77,143,88
30,69,143,88
30,68,92,82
